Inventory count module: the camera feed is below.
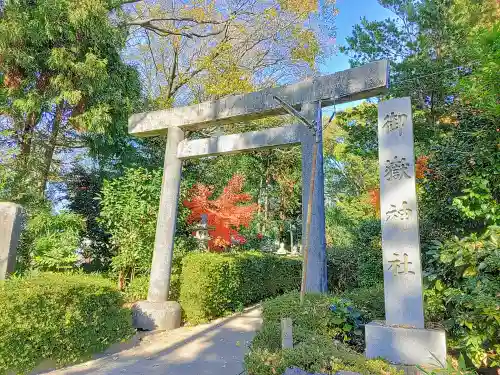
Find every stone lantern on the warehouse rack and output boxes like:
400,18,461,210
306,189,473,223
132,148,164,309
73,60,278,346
192,214,214,251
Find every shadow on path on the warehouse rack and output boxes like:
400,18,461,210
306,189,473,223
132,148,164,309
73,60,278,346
46,305,262,375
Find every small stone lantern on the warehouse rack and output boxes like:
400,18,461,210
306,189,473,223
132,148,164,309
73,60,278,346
192,214,215,251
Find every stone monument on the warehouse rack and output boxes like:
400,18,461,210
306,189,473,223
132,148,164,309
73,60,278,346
128,60,389,330
0,202,23,280
365,97,446,367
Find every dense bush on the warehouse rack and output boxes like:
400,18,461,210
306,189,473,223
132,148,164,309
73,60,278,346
327,215,383,292
424,226,500,368
254,292,368,351
124,272,181,303
19,209,86,271
245,292,400,375
0,273,134,374
246,335,401,375
342,284,385,322
180,251,302,323
99,167,162,283
124,238,192,303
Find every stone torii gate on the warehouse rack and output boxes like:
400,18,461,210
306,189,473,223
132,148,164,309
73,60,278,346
129,60,389,330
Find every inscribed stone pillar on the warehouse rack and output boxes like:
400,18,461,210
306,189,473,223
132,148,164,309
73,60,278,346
365,97,446,367
301,101,328,293
378,97,424,328
0,202,23,280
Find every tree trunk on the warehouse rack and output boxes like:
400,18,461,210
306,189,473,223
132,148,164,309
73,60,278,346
257,176,263,233
18,112,37,165
39,106,62,194
118,270,125,291
263,193,268,234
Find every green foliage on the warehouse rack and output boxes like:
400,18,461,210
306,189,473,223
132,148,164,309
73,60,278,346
0,0,142,196
424,226,500,368
417,354,476,375
99,167,162,279
326,210,382,292
257,292,365,350
124,237,192,302
20,209,86,271
342,285,385,322
123,276,150,303
179,252,302,323
457,12,500,118
0,273,134,374
246,335,401,375
245,292,401,375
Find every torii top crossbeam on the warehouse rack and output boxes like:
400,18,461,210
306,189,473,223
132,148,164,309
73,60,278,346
128,60,389,136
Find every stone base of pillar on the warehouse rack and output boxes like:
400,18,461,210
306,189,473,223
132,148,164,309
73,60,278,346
132,301,182,331
365,321,446,367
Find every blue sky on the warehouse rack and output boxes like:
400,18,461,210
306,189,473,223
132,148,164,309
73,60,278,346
320,0,393,74
319,0,394,112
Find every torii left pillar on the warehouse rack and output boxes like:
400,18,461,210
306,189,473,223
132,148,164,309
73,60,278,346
131,127,183,331
301,101,328,292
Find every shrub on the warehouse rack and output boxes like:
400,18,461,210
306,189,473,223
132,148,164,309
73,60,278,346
256,292,366,352
20,209,86,271
180,251,301,323
98,167,162,282
245,293,397,375
124,275,150,302
124,237,192,303
124,272,181,303
326,218,382,293
342,284,385,322
246,336,401,375
245,292,401,375
0,273,134,374
424,226,500,368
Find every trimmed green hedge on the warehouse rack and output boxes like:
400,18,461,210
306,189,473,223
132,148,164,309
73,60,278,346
0,273,134,374
180,251,302,323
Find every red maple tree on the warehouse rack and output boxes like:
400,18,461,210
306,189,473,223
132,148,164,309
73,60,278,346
415,155,431,179
367,188,381,217
183,174,259,252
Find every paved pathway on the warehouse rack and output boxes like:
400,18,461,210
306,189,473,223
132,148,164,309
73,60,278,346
47,305,262,375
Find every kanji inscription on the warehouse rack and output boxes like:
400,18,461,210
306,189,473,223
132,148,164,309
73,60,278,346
385,201,412,221
382,111,408,136
378,97,424,328
384,156,411,181
388,252,415,276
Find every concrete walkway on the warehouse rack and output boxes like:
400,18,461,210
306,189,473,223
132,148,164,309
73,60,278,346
47,305,262,375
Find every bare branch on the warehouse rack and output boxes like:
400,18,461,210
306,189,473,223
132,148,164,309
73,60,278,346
127,19,228,39
145,30,159,79
128,17,225,26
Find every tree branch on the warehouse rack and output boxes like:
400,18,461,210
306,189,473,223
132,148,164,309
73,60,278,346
144,30,159,79
129,17,225,25
128,22,228,39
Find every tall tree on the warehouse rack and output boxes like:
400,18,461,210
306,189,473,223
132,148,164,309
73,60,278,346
123,0,337,108
0,0,141,199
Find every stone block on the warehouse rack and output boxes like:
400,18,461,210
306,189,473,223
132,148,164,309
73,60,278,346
132,300,182,331
365,321,446,367
281,317,293,349
0,202,23,280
